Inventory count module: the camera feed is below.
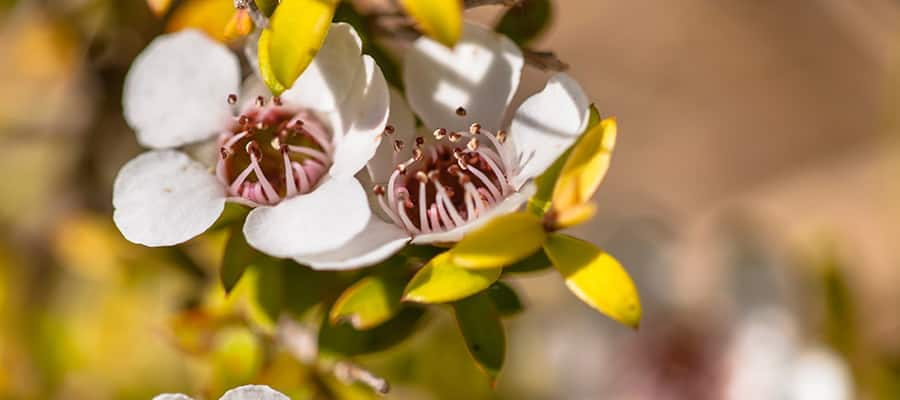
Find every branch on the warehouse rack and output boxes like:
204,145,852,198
334,362,390,394
523,49,569,71
464,0,521,8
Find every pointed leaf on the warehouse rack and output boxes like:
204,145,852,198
543,233,641,328
403,252,501,304
495,0,552,46
453,292,505,381
221,227,254,293
451,212,546,269
258,0,338,95
329,272,407,330
528,105,601,216
502,248,552,275
253,257,285,326
319,307,425,358
486,282,524,317
399,0,462,47
550,117,616,218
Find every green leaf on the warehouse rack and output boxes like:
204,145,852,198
403,252,501,304
486,282,524,317
329,272,407,330
221,227,254,293
502,249,552,275
253,257,285,325
495,0,553,46
528,104,601,216
319,307,425,358
255,0,278,16
399,0,462,47
543,234,641,328
281,265,350,318
549,117,616,225
453,292,505,381
451,212,546,269
209,202,249,231
258,0,338,95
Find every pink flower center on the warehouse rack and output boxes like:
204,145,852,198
216,96,332,206
374,116,514,235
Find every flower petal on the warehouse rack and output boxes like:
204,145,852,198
366,88,418,184
404,21,523,133
219,385,289,400
293,215,410,270
328,55,390,179
243,177,370,257
411,183,535,244
123,30,239,149
152,395,193,400
113,150,226,247
279,23,363,112
509,73,590,189
237,74,272,113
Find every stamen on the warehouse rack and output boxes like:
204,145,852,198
456,107,467,116
496,130,507,143
433,128,447,140
393,140,404,152
448,132,462,142
272,96,283,106
282,147,298,197
227,94,238,105
383,125,395,135
255,96,265,107
467,137,479,151
469,123,481,135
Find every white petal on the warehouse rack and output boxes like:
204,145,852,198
293,215,410,270
509,73,590,189
123,30,239,149
219,385,289,400
404,21,523,133
328,55,390,179
153,395,193,400
411,183,535,244
243,177,370,257
113,150,226,247
237,74,272,113
366,88,418,184
280,23,363,112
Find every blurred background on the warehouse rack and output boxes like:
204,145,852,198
1,0,900,398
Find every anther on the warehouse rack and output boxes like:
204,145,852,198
291,119,304,128
396,163,407,174
457,158,469,170
393,140,405,152
272,96,283,106
227,94,238,105
255,121,268,130
447,164,461,175
433,128,447,140
238,115,250,126
373,184,386,196
448,132,462,142
427,170,440,181
496,130,508,144
415,136,425,146
469,123,481,135
220,147,233,159
467,137,479,151
412,148,424,161
415,171,428,183
383,125,395,135
255,96,265,107
458,174,472,184
456,107,467,116
245,141,261,159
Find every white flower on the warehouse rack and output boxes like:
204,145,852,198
293,22,591,270
154,384,288,400
113,24,390,260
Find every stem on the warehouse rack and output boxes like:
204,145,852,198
464,0,521,8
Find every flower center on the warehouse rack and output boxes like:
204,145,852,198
216,96,332,206
374,118,514,235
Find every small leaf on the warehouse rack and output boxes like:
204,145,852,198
224,10,254,40
221,227,254,293
486,282,524,317
147,0,174,16
495,0,553,46
258,0,338,95
253,257,285,326
528,105,601,216
553,203,596,230
399,0,462,47
319,307,426,358
543,234,641,328
502,249,552,275
549,117,616,220
403,252,501,304
329,272,407,330
451,212,546,269
165,0,236,42
453,292,506,381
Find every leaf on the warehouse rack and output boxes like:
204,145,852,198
494,0,553,46
165,0,236,42
281,265,349,318
319,307,425,358
486,282,523,317
253,257,285,326
147,0,174,16
209,202,249,231
221,227,255,293
258,0,338,95
329,272,407,330
453,292,506,381
528,105,601,216
451,212,546,269
543,234,641,328
399,0,462,47
549,117,616,221
403,252,501,304
502,249,552,275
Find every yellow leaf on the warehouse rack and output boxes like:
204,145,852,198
147,0,174,16
451,212,546,269
224,9,254,40
260,0,337,95
329,273,406,330
399,0,463,47
543,233,641,328
549,118,617,223
166,0,236,43
403,252,501,304
552,203,596,230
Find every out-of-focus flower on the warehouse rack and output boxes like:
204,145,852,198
155,384,288,400
113,24,389,261
292,22,590,270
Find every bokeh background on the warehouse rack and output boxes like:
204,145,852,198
2,0,900,399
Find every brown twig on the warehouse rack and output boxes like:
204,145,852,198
463,0,521,8
523,49,569,71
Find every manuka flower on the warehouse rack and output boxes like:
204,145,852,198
113,23,389,260
154,384,288,400
292,22,591,270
